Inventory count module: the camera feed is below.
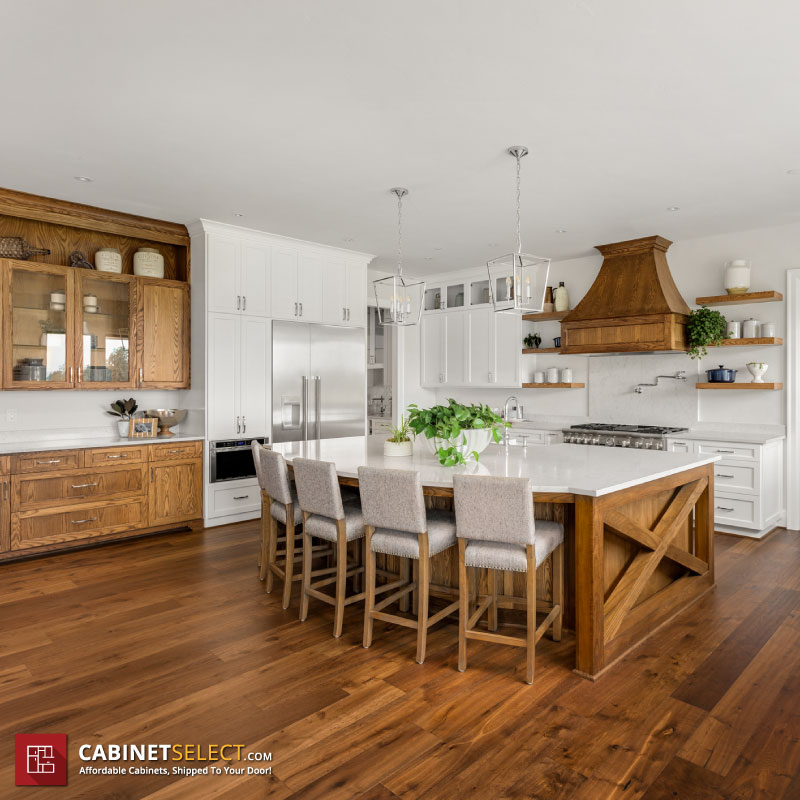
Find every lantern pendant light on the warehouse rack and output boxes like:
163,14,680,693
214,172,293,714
373,188,425,326
488,146,551,313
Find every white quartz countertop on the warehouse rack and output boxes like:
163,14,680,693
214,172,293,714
272,436,719,497
0,434,204,456
668,428,786,445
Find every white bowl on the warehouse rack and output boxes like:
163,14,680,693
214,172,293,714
425,428,493,459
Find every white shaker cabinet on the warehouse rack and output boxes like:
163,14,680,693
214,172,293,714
493,311,520,386
346,261,367,327
271,251,325,322
444,312,467,386
421,314,445,386
322,259,367,326
298,253,324,321
207,313,271,440
206,233,271,316
270,248,300,320
467,308,493,386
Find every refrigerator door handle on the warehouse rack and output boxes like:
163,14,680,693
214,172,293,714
315,376,322,440
302,375,309,441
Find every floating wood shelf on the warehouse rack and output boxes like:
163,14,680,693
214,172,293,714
696,382,783,390
695,291,783,306
522,382,585,389
522,347,561,354
714,337,783,347
521,311,569,322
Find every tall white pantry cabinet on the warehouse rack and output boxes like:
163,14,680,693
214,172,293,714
189,220,373,527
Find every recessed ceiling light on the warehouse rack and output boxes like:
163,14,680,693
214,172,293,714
233,213,244,217
555,229,568,234
666,206,680,212
433,247,443,251
342,237,354,243
787,168,800,175
487,243,499,247
424,257,434,261
74,176,93,182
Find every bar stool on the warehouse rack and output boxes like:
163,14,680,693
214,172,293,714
252,443,332,609
359,466,459,664
453,474,564,684
293,457,368,638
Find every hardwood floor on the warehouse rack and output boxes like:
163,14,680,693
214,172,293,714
1,522,798,799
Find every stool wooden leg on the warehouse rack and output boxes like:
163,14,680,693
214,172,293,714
265,514,278,594
363,527,376,649
412,560,419,616
416,534,430,664
400,558,411,613
552,543,564,642
489,568,499,632
458,539,468,673
259,494,269,580
299,514,312,622
333,521,348,638
282,506,295,610
525,544,536,685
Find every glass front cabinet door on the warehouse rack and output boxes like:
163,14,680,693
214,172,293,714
75,273,136,388
2,260,76,388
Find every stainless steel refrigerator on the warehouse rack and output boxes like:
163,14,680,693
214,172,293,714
272,320,366,443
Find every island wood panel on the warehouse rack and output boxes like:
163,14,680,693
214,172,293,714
138,280,190,388
13,464,147,511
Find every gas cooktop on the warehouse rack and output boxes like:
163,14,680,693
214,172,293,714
562,423,688,448
569,423,688,435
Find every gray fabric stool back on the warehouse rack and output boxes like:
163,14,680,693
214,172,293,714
257,446,293,506
453,475,535,545
293,458,345,521
358,467,427,533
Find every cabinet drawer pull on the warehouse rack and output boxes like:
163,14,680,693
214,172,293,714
233,495,249,500
299,302,303,317
106,454,124,459
243,295,246,311
3,481,7,501
139,367,143,387
716,506,735,512
70,517,98,525
166,449,184,454
716,449,735,454
37,459,61,464
716,473,735,479
673,441,687,446
71,482,99,489
294,302,298,316
237,295,241,310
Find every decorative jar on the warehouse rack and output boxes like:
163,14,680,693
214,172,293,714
133,247,165,278
742,318,760,339
95,247,122,273
724,260,751,295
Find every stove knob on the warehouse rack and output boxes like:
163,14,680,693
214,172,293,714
605,437,616,447
619,438,631,448
654,441,664,450
643,440,653,449
591,436,601,445
634,440,643,448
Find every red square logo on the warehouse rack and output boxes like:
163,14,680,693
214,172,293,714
15,734,68,786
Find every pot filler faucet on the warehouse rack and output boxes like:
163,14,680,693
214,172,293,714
501,395,521,446
634,371,687,394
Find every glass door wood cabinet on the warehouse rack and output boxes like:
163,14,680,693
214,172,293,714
2,260,76,388
75,273,136,389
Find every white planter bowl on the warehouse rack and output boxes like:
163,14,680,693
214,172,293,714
425,428,493,459
384,440,413,457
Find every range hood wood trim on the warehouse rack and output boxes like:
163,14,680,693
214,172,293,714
561,235,689,354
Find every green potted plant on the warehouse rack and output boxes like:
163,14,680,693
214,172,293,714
523,332,542,349
107,398,138,438
686,307,727,359
407,399,509,466
384,416,414,457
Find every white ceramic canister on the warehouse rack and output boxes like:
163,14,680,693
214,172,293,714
50,290,66,311
760,321,776,338
95,247,122,273
726,320,741,339
533,370,545,384
553,282,569,312
724,260,751,295
133,247,165,278
560,367,573,383
742,318,760,339
546,367,560,383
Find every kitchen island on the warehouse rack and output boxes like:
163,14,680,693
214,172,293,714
273,437,719,679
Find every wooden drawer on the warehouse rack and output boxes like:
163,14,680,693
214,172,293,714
713,461,758,495
0,456,9,476
12,449,84,474
11,498,148,550
696,441,759,461
148,441,202,462
85,446,146,467
713,492,758,529
14,465,146,512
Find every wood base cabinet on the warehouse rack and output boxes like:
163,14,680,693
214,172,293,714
0,441,203,561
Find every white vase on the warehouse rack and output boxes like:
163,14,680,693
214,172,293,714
746,362,768,383
724,260,751,295
425,428,493,459
384,440,413,457
554,282,569,312
133,247,165,278
95,247,122,273
118,419,129,438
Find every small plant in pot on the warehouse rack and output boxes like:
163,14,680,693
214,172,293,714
524,332,542,349
107,398,138,438
686,306,727,359
384,417,414,457
407,399,509,466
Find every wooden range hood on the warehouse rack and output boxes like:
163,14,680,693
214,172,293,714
560,235,690,354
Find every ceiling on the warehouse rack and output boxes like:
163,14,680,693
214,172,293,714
2,0,799,275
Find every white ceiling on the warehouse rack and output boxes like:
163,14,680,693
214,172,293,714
2,0,800,274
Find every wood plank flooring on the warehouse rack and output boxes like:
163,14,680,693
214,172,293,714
0,522,798,799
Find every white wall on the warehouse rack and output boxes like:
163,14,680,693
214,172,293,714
422,220,798,427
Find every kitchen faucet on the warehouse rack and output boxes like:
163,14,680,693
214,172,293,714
501,395,520,446
634,371,687,394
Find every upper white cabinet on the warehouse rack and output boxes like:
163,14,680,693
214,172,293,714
421,315,445,386
346,262,367,326
322,259,367,326
270,248,300,320
207,233,271,316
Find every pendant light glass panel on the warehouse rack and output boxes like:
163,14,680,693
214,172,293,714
374,273,425,326
488,252,550,313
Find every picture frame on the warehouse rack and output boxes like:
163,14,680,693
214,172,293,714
128,417,158,439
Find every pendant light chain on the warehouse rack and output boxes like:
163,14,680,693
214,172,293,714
397,189,403,276
515,150,522,255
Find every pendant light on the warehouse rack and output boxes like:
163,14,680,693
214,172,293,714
373,187,425,326
487,146,551,313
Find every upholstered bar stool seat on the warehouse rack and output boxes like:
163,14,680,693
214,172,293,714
253,442,332,610
359,467,459,664
294,457,370,638
454,474,565,685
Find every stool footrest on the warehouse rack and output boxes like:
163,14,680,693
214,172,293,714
465,628,526,648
